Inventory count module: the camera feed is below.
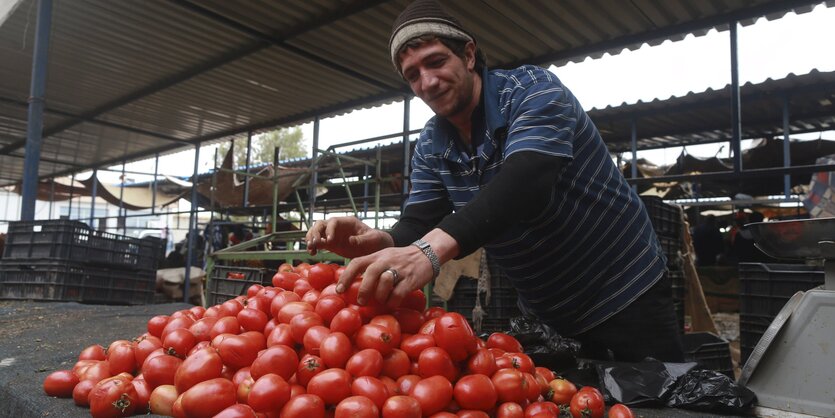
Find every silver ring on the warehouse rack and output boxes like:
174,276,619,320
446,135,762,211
384,268,400,284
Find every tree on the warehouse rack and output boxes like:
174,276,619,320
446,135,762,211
218,127,309,168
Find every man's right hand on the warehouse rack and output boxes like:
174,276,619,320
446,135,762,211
305,216,394,259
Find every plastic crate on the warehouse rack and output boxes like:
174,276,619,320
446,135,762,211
207,265,268,306
3,220,163,271
669,269,686,332
682,332,734,378
738,263,824,363
658,235,682,268
0,260,155,305
641,196,682,238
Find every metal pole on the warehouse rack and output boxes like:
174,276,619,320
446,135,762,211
362,164,370,218
152,152,159,214
309,117,320,225
48,178,55,218
90,169,97,228
782,96,792,198
630,119,638,179
730,20,742,173
68,173,75,219
272,146,280,234
184,144,200,304
401,96,411,208
119,160,126,234
20,0,54,221
243,132,252,207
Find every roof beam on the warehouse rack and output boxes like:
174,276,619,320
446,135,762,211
0,0,393,156
511,0,826,69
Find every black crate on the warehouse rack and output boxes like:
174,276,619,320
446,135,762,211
669,269,686,332
3,220,163,271
642,196,682,238
682,332,734,378
0,260,154,305
207,265,268,306
738,263,824,363
658,235,682,268
445,282,521,334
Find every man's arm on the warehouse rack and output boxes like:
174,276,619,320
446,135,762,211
388,197,453,247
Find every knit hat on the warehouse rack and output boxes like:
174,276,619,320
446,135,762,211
389,0,475,70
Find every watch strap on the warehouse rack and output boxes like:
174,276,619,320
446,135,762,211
412,239,441,278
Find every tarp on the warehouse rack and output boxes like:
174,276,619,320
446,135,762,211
80,175,184,211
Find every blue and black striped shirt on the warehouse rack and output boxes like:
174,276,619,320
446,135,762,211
406,65,667,335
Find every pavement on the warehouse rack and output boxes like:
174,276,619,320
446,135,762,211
0,300,751,418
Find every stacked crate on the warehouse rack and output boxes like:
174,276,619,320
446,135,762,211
641,196,686,333
0,220,163,305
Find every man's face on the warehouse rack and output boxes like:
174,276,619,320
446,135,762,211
399,39,476,119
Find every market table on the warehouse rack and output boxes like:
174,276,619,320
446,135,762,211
0,301,752,418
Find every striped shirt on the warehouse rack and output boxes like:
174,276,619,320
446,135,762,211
406,65,667,336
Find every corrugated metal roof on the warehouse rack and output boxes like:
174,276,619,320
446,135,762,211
0,0,832,187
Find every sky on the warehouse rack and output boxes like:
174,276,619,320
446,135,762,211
104,4,835,183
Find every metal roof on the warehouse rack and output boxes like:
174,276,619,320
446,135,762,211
0,0,831,187
593,69,835,152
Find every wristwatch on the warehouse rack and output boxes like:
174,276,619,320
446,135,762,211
412,239,441,278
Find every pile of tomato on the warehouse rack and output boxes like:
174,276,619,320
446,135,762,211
43,262,634,418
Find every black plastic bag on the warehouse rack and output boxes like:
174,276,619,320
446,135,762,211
595,358,756,414
666,368,757,414
506,316,582,372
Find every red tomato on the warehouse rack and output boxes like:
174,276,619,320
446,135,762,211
290,311,324,343
131,377,152,414
297,354,326,387
523,373,540,402
392,308,425,334
454,374,498,411
77,360,111,384
534,367,555,383
79,344,107,361
525,401,559,418
411,376,454,416
142,354,182,389
308,263,336,290
180,377,237,418
232,367,252,386
214,403,257,418
346,348,385,377
248,373,291,413
43,370,79,398
278,263,294,273
487,333,523,353
246,284,263,298
210,316,241,339
330,308,363,337
383,395,422,418
351,376,389,410
147,315,170,338
278,301,315,324
458,411,490,418
134,335,162,366
496,402,525,418
294,280,315,298
174,347,223,393
608,404,635,418
396,374,421,395
423,306,446,319
266,323,295,347
418,347,458,381
189,317,219,342
307,368,353,407
547,378,577,406
107,343,137,375
382,348,411,379
149,385,178,416
303,325,332,355
319,332,353,369
270,291,302,318
237,376,255,404
569,387,605,418
496,352,535,374
162,328,197,359
281,394,326,418
217,332,265,370
220,299,245,317
355,324,397,356
400,333,436,361
88,374,138,418
492,369,528,404
237,308,268,333
370,314,403,346
245,294,271,315
250,345,299,381
72,379,95,406
335,396,379,418
315,295,347,325
466,348,498,376
273,271,301,290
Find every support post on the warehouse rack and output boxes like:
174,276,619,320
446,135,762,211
309,117,320,226
243,132,252,207
630,119,638,192
89,169,97,228
119,160,126,234
184,144,200,304
152,153,159,214
730,20,742,173
20,0,54,221
782,96,792,198
401,97,411,208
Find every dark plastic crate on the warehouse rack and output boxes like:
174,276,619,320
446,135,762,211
738,263,824,363
658,235,682,268
3,220,163,271
642,196,682,238
682,332,734,378
669,269,686,332
207,265,269,306
0,260,154,305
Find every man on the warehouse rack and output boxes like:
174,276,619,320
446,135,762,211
306,0,683,362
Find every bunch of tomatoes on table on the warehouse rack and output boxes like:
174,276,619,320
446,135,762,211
43,262,634,418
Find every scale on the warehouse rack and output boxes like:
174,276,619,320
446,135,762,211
738,218,835,418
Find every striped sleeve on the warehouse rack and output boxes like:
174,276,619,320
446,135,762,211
504,78,577,160
405,133,448,208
